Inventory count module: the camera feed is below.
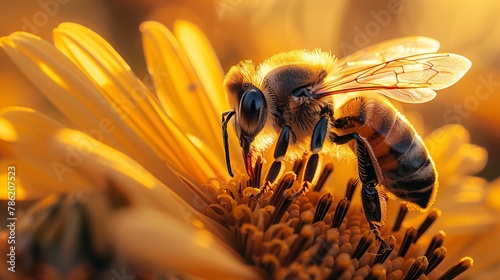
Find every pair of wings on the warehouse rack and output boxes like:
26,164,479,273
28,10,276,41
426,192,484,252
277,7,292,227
313,37,472,103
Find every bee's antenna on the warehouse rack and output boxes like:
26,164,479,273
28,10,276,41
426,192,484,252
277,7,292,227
222,110,236,177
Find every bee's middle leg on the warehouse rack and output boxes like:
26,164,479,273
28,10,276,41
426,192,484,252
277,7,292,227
303,116,329,183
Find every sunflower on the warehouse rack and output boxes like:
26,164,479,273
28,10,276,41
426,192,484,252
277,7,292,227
0,21,493,279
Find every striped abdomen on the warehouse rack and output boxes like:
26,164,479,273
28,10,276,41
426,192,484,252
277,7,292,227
333,96,437,210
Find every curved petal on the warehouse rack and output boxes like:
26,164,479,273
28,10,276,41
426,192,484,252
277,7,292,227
140,21,230,180
111,208,263,280
54,128,239,246
0,32,122,150
0,109,215,216
0,31,212,199
425,124,488,183
54,22,226,183
172,20,243,173
141,21,223,156
0,107,96,200
0,108,238,246
173,20,227,123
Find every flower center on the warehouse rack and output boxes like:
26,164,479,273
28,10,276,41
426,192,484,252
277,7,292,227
204,157,473,279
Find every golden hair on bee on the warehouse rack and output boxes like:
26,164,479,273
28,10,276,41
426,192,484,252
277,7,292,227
256,49,340,85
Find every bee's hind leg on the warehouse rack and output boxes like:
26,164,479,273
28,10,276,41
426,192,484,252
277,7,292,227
362,183,391,253
265,125,292,183
333,132,390,252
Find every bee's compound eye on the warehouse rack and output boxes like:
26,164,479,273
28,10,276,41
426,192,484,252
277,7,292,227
239,88,266,131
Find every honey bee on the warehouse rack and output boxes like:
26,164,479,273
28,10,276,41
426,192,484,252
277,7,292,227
221,37,471,243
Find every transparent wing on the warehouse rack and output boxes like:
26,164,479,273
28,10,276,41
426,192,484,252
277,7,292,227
314,53,472,103
338,36,441,76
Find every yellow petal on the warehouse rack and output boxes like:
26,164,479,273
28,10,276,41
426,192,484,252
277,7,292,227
444,229,500,279
0,32,120,147
173,20,227,121
52,23,179,163
0,107,237,245
0,108,95,200
140,21,224,157
1,31,204,193
425,124,487,180
454,144,488,176
55,22,226,183
111,208,263,280
54,128,239,245
142,21,243,178
425,124,470,160
0,116,17,142
173,20,245,174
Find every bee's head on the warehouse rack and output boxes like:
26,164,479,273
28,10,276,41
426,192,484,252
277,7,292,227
222,61,267,178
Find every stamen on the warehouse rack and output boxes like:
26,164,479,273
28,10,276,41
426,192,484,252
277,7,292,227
267,187,298,229
403,256,428,280
398,227,416,258
331,197,350,229
413,209,440,243
300,181,313,195
366,264,386,280
248,156,263,188
438,257,473,280
313,193,333,223
201,154,475,279
424,247,446,275
283,225,315,266
179,174,214,205
425,230,446,259
276,264,305,280
247,181,269,211
352,230,375,260
294,210,314,234
307,229,337,266
313,163,334,192
327,253,351,279
239,224,262,262
372,235,396,265
392,204,409,232
270,172,296,206
261,254,280,276
344,178,358,201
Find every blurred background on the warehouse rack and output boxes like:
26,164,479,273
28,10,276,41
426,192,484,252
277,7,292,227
1,0,499,181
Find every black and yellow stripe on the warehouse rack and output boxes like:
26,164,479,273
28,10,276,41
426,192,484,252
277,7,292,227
333,95,437,210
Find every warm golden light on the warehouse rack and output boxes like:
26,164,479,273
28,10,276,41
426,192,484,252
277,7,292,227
0,1,499,279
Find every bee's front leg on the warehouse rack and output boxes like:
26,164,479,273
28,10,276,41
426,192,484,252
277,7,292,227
222,110,236,177
265,125,292,183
